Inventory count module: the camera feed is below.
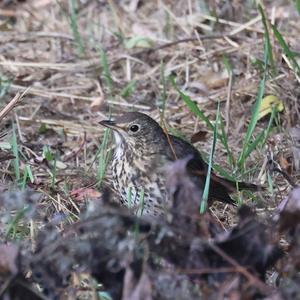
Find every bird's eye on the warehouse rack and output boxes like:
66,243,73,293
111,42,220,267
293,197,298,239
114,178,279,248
129,124,140,132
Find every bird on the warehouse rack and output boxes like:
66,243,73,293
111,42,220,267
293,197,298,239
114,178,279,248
99,112,258,217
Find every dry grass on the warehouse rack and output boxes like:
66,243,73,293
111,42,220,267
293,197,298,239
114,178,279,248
0,0,299,297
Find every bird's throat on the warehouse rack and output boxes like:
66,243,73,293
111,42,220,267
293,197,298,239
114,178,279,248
113,132,125,160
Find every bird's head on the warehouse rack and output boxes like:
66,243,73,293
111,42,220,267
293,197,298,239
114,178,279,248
99,112,165,152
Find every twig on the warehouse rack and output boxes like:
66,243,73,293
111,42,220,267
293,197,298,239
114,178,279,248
267,154,297,187
10,84,151,110
208,242,273,294
161,118,178,160
0,87,30,122
270,166,297,188
179,266,242,275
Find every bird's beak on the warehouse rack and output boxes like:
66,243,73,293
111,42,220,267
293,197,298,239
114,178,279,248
99,120,126,132
99,119,117,129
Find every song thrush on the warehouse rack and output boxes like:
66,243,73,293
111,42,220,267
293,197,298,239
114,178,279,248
100,112,258,216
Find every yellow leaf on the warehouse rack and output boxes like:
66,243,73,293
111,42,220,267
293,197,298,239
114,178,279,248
258,95,284,120
125,36,154,49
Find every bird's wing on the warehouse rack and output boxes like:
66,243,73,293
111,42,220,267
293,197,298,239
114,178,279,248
167,134,259,189
166,135,207,168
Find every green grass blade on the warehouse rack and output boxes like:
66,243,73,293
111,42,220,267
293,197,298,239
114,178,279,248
258,4,276,74
219,116,235,168
259,105,278,147
237,79,266,168
5,206,30,239
170,76,214,130
295,0,300,16
11,124,20,182
98,128,112,187
121,80,137,98
43,145,54,161
171,75,235,166
0,74,12,98
98,291,113,300
200,103,220,213
243,106,279,162
237,20,270,168
21,165,34,190
267,169,274,194
212,163,236,181
243,131,265,160
272,24,300,75
99,47,114,95
69,0,85,56
51,155,57,189
223,55,232,74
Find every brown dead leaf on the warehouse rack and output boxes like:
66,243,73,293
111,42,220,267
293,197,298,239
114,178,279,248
279,155,291,174
191,130,208,143
202,69,229,89
70,188,102,202
187,82,209,96
90,96,104,111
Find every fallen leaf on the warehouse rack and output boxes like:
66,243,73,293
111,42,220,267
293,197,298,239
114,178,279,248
90,96,104,111
279,155,291,174
187,81,209,96
258,95,284,120
71,188,102,201
125,36,154,49
191,130,208,143
58,161,68,169
202,69,229,89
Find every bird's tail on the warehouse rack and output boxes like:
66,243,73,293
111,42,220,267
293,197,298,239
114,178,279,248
186,157,262,205
212,174,261,193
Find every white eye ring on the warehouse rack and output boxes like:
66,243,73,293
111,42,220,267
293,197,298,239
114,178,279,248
129,124,140,132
